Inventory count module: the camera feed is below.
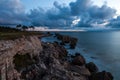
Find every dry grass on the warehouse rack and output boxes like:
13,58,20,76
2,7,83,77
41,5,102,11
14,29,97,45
0,31,43,40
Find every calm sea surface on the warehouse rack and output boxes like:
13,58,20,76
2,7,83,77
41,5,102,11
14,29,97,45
42,31,120,80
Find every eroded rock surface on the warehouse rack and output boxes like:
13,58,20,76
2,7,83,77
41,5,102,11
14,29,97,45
0,36,114,80
20,42,90,80
55,33,78,49
0,36,43,80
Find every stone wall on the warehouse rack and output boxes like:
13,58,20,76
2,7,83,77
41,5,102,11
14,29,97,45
0,36,43,80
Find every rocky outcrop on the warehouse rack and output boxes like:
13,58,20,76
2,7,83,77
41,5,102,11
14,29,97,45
0,35,114,80
17,42,91,80
89,71,113,80
72,54,86,66
0,36,43,80
86,62,99,73
55,33,78,49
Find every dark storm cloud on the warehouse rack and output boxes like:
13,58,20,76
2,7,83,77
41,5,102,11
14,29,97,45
49,1,71,20
0,0,29,25
28,1,74,27
70,0,92,16
28,8,72,27
29,0,116,27
0,0,118,28
107,16,120,27
88,5,116,19
69,0,116,27
27,8,47,26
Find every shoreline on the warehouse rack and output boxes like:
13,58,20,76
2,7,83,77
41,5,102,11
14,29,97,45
41,32,114,80
0,33,114,80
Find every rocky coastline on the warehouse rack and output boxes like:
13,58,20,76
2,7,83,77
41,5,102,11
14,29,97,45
0,33,113,80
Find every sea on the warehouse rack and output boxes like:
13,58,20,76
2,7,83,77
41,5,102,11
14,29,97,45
41,31,120,80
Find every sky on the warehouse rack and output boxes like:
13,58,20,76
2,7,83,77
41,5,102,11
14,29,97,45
0,0,120,29
21,0,76,11
21,0,120,14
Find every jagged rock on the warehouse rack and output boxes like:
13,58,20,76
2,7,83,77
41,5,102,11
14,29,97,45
68,65,91,76
60,41,65,45
55,33,63,40
89,71,113,80
0,36,43,80
62,35,71,43
53,42,68,59
55,33,78,49
72,54,86,66
75,53,81,56
70,38,78,49
54,41,59,45
86,62,99,73
0,35,114,80
37,42,90,80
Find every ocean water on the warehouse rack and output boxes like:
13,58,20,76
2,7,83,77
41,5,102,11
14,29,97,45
41,31,120,80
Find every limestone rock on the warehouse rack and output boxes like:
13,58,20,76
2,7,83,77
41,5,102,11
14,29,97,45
0,35,114,80
0,36,43,80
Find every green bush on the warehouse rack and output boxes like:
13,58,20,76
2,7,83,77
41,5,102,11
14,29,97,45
13,53,34,71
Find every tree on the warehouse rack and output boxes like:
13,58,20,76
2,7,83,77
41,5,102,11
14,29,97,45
29,26,35,30
22,25,28,31
16,24,22,30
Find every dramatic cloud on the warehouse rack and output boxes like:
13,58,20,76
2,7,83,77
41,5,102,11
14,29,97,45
0,0,29,25
27,1,74,27
0,0,118,28
69,0,116,27
70,0,92,16
27,0,116,28
89,5,116,19
107,16,120,27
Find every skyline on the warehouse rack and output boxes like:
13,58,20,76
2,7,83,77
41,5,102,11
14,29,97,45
0,0,120,29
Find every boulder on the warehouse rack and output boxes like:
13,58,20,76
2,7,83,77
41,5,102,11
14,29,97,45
72,54,86,66
53,43,68,59
60,41,65,45
86,62,99,73
68,65,91,76
53,41,59,45
75,53,81,56
70,38,78,49
55,33,78,49
89,71,114,80
62,35,71,43
55,33,63,40
69,53,81,59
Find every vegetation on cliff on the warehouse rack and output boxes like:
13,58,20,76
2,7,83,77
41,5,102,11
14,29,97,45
13,53,35,71
0,25,42,40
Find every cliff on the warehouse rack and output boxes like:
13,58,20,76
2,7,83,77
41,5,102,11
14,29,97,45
0,36,43,80
0,35,113,80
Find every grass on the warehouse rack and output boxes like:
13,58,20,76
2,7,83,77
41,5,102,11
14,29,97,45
0,26,43,40
0,31,43,40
